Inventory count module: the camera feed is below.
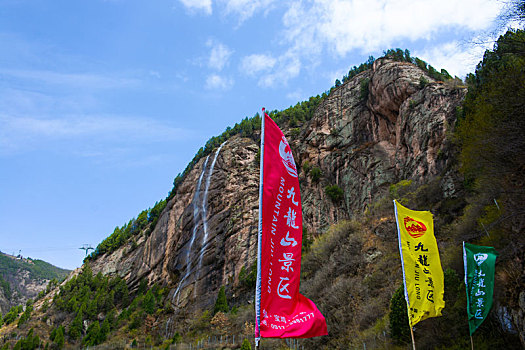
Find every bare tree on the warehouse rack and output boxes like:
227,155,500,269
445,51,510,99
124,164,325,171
497,0,525,29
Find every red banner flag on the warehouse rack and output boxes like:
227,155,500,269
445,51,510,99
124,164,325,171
255,110,327,345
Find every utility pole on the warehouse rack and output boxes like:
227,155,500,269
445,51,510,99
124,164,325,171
79,244,94,257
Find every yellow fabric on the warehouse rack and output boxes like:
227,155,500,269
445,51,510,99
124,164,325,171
394,200,445,326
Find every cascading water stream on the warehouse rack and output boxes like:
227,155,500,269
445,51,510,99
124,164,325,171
172,155,209,304
196,141,226,278
165,317,172,338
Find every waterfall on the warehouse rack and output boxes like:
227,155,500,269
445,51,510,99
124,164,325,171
165,317,172,338
172,155,209,304
197,141,226,276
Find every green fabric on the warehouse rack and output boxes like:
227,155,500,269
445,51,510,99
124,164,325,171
463,242,498,335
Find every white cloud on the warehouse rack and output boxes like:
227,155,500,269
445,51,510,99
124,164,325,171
0,114,192,155
149,70,161,78
220,0,277,23
282,0,503,57
286,89,306,101
0,114,188,139
258,52,301,88
177,0,504,87
207,40,233,71
327,68,349,86
179,0,277,23
240,54,276,76
0,68,139,89
415,40,494,78
178,0,212,15
205,74,234,90
247,0,504,87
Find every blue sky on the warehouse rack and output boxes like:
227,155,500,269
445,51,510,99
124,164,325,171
0,0,505,270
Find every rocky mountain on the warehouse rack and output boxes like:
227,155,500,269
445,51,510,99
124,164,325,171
296,59,465,233
86,58,465,312
1,51,523,349
0,253,69,315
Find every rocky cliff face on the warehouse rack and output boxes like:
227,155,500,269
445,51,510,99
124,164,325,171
0,288,10,315
296,59,465,235
0,254,65,314
89,59,466,314
90,138,261,311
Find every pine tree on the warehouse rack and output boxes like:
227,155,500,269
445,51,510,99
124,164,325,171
213,286,228,314
241,339,252,350
68,309,83,340
86,297,97,320
113,277,130,307
54,326,65,349
83,321,100,346
106,309,117,330
142,289,155,315
389,285,410,343
100,317,110,343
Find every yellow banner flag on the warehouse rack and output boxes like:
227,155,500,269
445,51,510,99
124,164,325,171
394,200,445,327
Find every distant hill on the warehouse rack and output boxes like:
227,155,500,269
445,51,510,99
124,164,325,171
0,252,70,314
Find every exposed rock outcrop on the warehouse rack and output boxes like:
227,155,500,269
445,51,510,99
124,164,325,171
296,58,465,235
0,253,69,314
89,59,466,316
90,138,261,311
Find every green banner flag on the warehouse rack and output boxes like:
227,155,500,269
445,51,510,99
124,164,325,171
463,242,499,335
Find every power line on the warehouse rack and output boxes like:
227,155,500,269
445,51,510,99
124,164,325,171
1,246,81,254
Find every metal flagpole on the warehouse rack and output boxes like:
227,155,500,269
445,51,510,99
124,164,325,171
394,200,416,350
255,108,266,349
409,326,416,350
463,242,474,350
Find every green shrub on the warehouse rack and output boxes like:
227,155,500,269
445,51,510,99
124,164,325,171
310,167,322,183
3,306,21,326
239,261,257,289
254,148,260,164
145,335,153,346
172,332,182,344
414,57,427,70
302,227,313,253
325,185,344,202
17,304,33,328
290,128,301,138
389,179,413,200
419,75,429,88
0,275,12,300
128,311,144,330
360,78,370,101
241,338,252,350
302,161,312,175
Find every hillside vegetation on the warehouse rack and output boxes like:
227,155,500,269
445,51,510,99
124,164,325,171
0,28,524,349
0,253,69,313
0,254,69,283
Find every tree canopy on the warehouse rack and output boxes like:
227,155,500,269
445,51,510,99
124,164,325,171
457,28,525,245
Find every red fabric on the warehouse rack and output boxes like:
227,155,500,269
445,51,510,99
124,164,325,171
258,113,327,339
